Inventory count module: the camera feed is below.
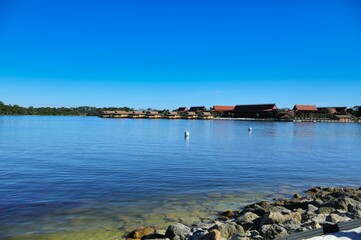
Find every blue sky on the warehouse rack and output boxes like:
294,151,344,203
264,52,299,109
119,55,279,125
0,0,360,109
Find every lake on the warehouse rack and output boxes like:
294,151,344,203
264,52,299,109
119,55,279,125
0,116,360,239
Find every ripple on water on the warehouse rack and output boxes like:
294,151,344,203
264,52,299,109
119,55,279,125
0,117,361,239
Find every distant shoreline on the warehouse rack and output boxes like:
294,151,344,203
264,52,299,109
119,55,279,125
1,115,360,123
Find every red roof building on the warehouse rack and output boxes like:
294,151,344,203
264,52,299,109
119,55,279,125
211,105,235,112
293,104,318,112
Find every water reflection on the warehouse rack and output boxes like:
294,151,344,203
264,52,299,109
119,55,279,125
293,122,317,137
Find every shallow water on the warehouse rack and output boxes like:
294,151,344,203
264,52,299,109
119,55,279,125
0,116,360,239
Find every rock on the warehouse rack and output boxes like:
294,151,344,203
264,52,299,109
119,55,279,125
209,222,245,239
192,223,215,230
248,230,263,239
143,233,169,239
218,216,229,221
156,230,167,235
262,224,288,239
242,204,266,216
283,200,308,210
291,211,302,222
283,218,301,231
220,210,234,218
165,223,190,240
311,214,327,224
325,213,351,223
202,229,222,240
187,229,207,240
317,207,335,215
294,194,302,199
128,227,155,239
258,210,297,226
260,224,272,235
307,204,318,212
323,187,343,193
305,187,321,194
236,212,259,224
229,233,248,240
312,222,322,229
236,211,259,231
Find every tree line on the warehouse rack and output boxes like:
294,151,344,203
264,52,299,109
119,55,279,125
0,101,134,116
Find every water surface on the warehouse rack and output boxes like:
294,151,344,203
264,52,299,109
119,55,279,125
0,116,360,239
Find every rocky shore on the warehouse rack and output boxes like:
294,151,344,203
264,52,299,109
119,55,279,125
125,186,361,240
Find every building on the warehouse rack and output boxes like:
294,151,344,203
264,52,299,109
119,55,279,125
164,112,181,119
101,111,116,118
189,106,206,112
233,104,278,118
334,115,353,123
101,110,128,118
145,111,161,119
211,105,235,117
177,107,188,112
182,111,197,119
293,104,318,118
113,111,129,118
318,107,347,115
129,111,145,118
293,104,318,112
198,112,214,120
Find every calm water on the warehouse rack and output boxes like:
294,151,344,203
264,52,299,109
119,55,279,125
0,116,360,239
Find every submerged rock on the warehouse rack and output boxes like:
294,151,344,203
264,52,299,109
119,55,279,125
220,210,234,218
126,186,361,240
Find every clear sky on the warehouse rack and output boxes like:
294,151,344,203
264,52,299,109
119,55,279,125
0,0,360,109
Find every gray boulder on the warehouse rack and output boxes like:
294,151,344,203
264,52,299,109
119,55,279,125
209,222,245,239
165,223,191,240
283,218,302,231
325,213,351,223
187,229,207,240
262,224,288,239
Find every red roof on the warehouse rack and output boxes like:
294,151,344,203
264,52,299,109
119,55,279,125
234,104,277,112
293,104,318,111
212,105,235,112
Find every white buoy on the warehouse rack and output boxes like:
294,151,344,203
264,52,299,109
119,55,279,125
184,131,190,138
248,127,252,132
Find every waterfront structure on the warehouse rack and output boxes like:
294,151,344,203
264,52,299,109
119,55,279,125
198,112,214,120
334,115,353,122
189,106,206,112
182,111,197,119
101,111,129,118
233,104,278,118
293,104,318,112
318,107,347,115
164,112,181,119
129,111,145,118
102,111,116,118
211,105,235,117
145,111,162,119
293,104,318,118
177,107,187,112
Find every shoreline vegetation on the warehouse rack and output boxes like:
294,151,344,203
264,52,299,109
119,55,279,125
1,101,360,123
126,186,361,240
